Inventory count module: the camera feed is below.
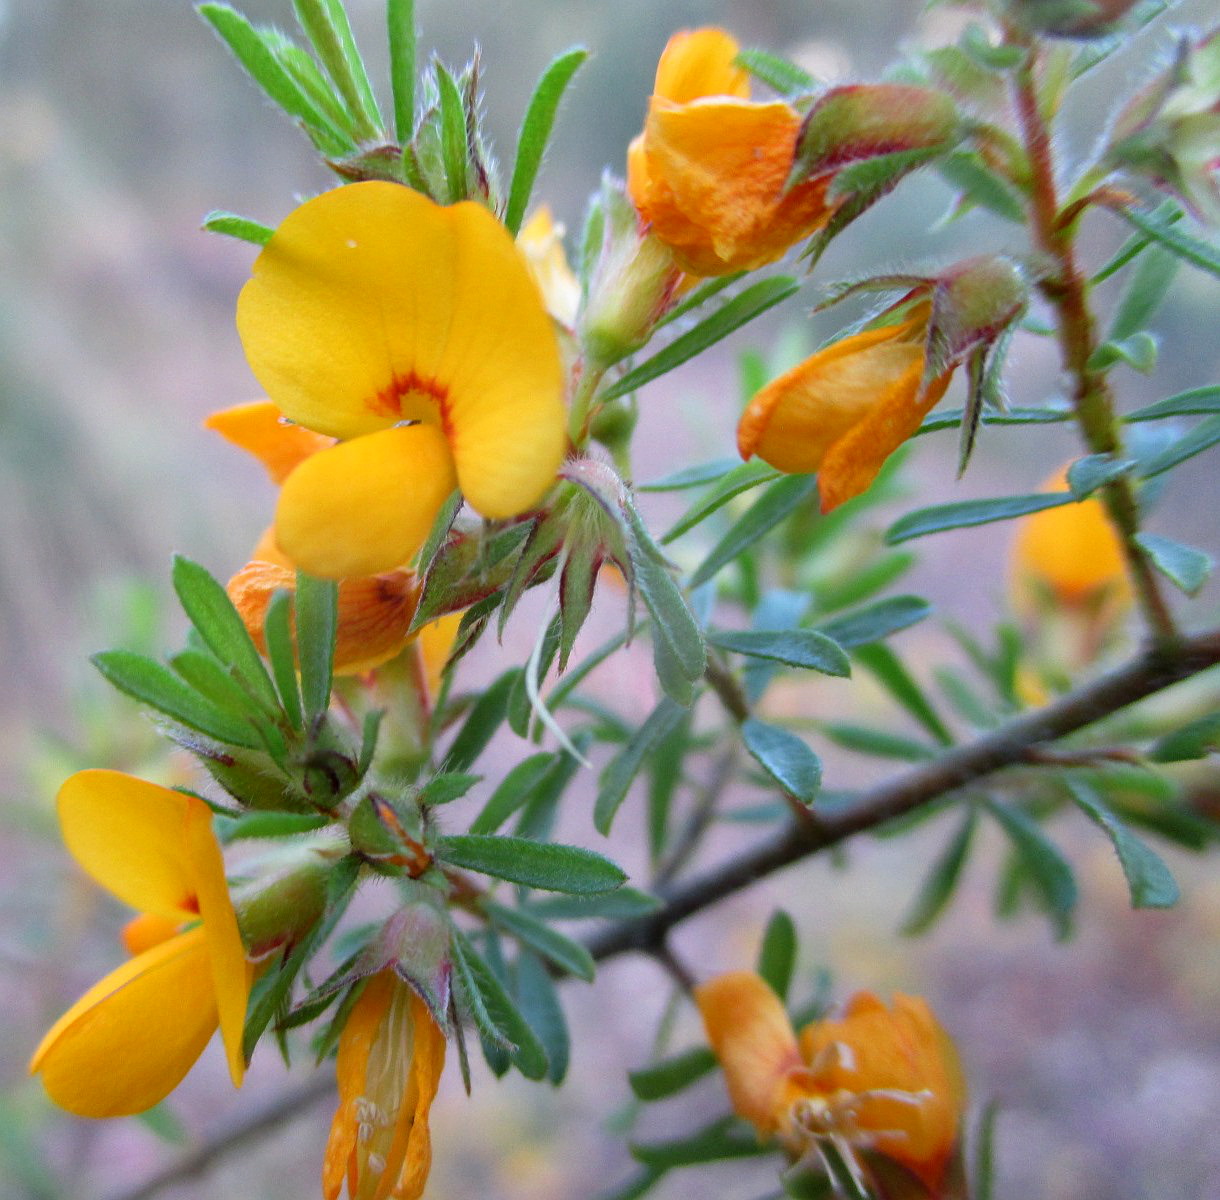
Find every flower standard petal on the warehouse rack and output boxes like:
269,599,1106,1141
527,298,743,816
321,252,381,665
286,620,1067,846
30,927,218,1118
652,28,750,104
57,771,198,921
204,400,334,484
275,425,458,579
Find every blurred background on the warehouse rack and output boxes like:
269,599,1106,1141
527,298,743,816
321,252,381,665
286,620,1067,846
2,1,1219,1197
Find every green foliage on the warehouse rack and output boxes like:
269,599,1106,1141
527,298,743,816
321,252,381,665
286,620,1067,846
437,834,627,894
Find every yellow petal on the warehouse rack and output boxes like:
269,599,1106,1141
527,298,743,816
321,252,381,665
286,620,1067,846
653,28,750,104
417,611,463,702
185,796,250,1089
31,928,218,1117
122,912,183,956
695,970,804,1137
204,400,334,484
275,425,458,579
518,207,581,328
237,182,565,520
57,771,198,920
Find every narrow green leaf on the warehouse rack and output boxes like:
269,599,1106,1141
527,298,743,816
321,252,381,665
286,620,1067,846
1133,532,1213,596
973,1100,1001,1200
601,277,800,402
471,752,555,834
1150,711,1220,762
435,63,469,203
660,461,781,544
1139,413,1220,478
655,273,743,329
1067,783,1179,909
444,668,518,772
292,0,380,140
638,458,742,493
596,1167,667,1200
742,718,821,803
596,699,686,835
295,572,337,721
438,834,627,894
734,47,816,95
387,0,416,140
1108,243,1179,343
814,595,932,648
647,709,689,862
267,32,359,141
169,650,262,722
263,590,303,731
1065,453,1136,497
525,887,663,920
173,556,278,710
690,474,818,587
515,948,571,1085
418,772,481,807
1087,331,1158,374
223,811,331,840
93,650,259,748
853,642,952,745
1124,384,1220,422
820,721,937,761
504,48,588,235
201,209,273,245
918,405,1070,434
485,900,596,981
357,709,383,777
628,1046,717,1102
632,1116,771,1169
708,629,850,677
757,910,797,1001
1090,200,1182,284
887,492,1072,543
901,808,977,934
986,800,1077,939
939,152,1025,222
1115,206,1220,281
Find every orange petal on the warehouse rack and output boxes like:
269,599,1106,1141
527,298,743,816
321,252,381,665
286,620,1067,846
275,425,458,579
121,912,183,956
416,611,463,701
204,401,334,484
31,928,219,1117
696,970,804,1137
653,28,750,104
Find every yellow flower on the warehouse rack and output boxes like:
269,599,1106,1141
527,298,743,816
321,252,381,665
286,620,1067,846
323,971,446,1200
737,306,953,511
30,771,250,1117
517,206,581,328
627,28,832,276
236,181,566,579
697,972,963,1194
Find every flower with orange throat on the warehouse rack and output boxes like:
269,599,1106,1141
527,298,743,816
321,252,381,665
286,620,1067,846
235,180,566,580
627,28,832,276
738,305,954,512
697,972,963,1195
323,970,446,1200
30,771,250,1117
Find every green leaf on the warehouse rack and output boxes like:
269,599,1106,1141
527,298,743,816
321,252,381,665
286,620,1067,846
901,808,977,934
504,48,588,235
1114,206,1220,281
595,1167,668,1200
444,668,518,772
201,209,273,245
596,699,686,835
986,800,1077,939
418,772,481,807
173,556,278,711
1087,332,1158,373
741,718,821,803
601,277,800,402
660,460,781,544
294,572,337,721
939,152,1025,222
708,629,850,677
647,708,689,862
656,273,744,330
1066,453,1136,497
525,887,663,920
973,1100,1001,1200
690,474,818,587
628,1046,717,1102
1150,711,1220,762
435,62,469,204
820,721,937,761
515,948,571,1085
734,47,816,95
1138,413,1220,478
1133,532,1213,596
1125,384,1220,422
93,650,260,748
1108,243,1179,343
853,642,952,745
169,650,262,720
814,595,932,648
438,834,627,894
198,4,351,154
757,909,797,1001
631,1116,772,1169
1067,783,1179,909
918,405,1071,434
263,590,303,731
292,0,380,141
638,458,743,493
484,900,596,981
386,0,416,139
222,811,331,840
887,492,1072,543
470,752,555,834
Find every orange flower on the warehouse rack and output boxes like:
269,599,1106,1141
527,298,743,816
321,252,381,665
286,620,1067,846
627,28,832,275
323,971,446,1200
697,972,963,1194
738,305,953,511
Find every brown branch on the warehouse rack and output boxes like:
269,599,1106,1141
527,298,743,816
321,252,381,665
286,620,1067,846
584,628,1220,963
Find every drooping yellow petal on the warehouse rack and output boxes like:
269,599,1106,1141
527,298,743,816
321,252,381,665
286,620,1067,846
696,970,805,1137
57,771,198,920
185,796,250,1089
30,928,218,1117
652,28,750,104
275,425,458,579
237,182,565,521
518,207,581,328
204,400,334,484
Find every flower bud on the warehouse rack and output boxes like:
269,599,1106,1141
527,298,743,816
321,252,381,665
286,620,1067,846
169,728,314,812
1006,0,1142,39
349,791,431,876
930,254,1029,367
232,836,343,958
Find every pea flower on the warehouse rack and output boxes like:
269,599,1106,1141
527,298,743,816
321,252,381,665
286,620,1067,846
627,28,832,275
30,771,250,1117
323,970,446,1200
236,181,567,580
697,972,963,1195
